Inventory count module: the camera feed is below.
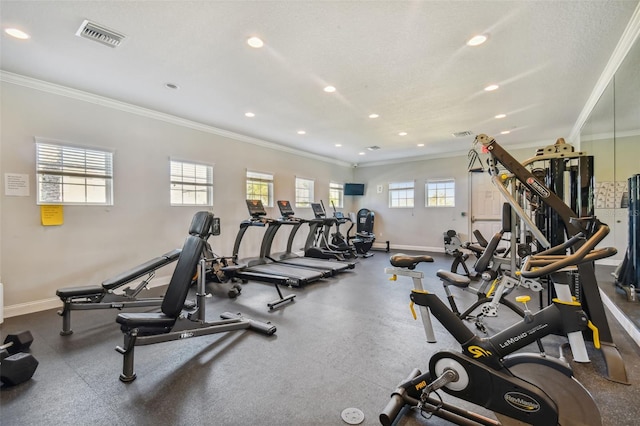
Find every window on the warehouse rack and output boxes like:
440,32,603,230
36,140,113,205
246,171,274,207
329,182,344,208
170,160,213,206
426,179,455,207
389,181,414,208
295,177,314,208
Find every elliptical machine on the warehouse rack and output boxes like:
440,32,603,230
329,202,357,258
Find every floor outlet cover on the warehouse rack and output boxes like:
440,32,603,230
341,407,365,424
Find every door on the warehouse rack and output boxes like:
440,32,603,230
469,171,505,245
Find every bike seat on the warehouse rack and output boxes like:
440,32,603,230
436,269,471,288
389,254,434,269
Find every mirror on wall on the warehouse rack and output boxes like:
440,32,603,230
580,35,640,330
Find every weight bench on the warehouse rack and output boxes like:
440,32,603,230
56,211,211,335
115,211,276,382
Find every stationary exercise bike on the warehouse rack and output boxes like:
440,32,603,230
381,217,616,426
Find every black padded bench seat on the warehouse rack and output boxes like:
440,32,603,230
56,285,104,299
436,269,471,287
115,235,204,333
102,249,182,290
466,243,506,256
116,313,176,334
389,254,434,269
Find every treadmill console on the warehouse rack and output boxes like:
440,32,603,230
311,203,325,219
246,199,267,218
277,200,295,218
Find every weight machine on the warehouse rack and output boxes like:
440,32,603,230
474,134,628,383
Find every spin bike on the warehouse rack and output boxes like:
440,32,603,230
381,217,616,426
388,229,542,338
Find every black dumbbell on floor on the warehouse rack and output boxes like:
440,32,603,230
1,331,39,386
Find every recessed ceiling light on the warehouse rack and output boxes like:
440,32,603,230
5,28,30,39
417,143,425,147
335,144,342,147
369,114,379,119
495,114,507,119
297,130,306,135
323,86,336,93
247,36,264,48
398,132,407,136
245,112,255,118
165,83,179,90
358,152,365,155
484,84,499,92
466,34,488,46
501,130,511,135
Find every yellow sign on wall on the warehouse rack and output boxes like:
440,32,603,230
41,205,64,226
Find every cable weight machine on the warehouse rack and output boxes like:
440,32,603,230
475,134,628,384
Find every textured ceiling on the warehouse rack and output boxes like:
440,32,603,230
1,1,638,165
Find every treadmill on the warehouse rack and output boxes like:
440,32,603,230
232,200,329,287
269,200,355,273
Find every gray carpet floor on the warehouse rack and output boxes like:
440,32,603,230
1,251,639,425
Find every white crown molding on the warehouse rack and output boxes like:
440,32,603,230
568,2,640,143
0,71,352,168
357,138,550,168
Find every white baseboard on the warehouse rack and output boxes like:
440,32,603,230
595,259,622,267
375,243,443,253
3,277,171,319
4,297,62,318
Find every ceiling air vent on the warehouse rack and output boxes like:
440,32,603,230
452,131,474,138
76,20,125,48
366,146,381,151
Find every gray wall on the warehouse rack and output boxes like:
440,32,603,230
352,156,470,251
352,146,537,251
2,78,637,316
0,81,354,314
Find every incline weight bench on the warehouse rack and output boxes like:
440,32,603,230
56,212,210,335
115,211,276,382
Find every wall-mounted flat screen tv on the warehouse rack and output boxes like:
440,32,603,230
344,183,365,196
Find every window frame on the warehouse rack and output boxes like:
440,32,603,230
295,177,315,208
246,170,274,208
426,178,456,207
389,181,415,208
329,182,344,209
170,159,214,206
36,139,114,206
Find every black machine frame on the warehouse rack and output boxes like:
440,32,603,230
476,133,628,383
381,218,617,425
115,212,276,382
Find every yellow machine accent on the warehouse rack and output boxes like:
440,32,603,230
588,320,601,349
551,298,581,307
486,278,499,297
409,302,417,320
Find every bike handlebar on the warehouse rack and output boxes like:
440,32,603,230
520,219,616,278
